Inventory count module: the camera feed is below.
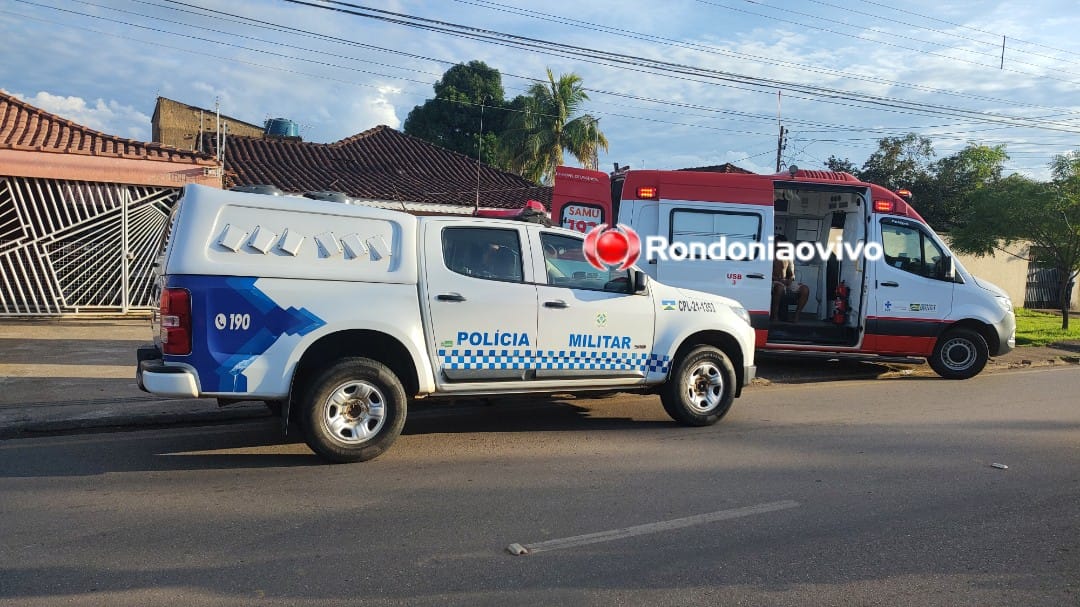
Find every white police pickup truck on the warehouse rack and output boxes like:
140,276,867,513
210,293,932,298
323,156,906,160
137,185,756,462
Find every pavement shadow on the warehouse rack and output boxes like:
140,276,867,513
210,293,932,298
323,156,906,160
404,397,670,436
0,419,318,478
754,352,926,384
0,398,668,477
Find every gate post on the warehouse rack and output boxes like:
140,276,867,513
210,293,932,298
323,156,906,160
121,186,130,313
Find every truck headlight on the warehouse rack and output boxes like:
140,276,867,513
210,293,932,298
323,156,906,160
731,305,751,326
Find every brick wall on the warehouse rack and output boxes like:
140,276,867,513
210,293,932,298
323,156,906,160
152,97,264,151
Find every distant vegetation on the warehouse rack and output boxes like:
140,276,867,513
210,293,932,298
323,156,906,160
830,138,1080,328
404,61,607,185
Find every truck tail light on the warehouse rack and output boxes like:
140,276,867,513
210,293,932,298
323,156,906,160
160,288,192,355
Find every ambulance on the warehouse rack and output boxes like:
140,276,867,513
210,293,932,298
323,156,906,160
137,185,757,462
551,165,1016,379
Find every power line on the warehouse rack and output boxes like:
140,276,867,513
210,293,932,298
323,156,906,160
450,0,1080,116
282,0,1080,134
4,0,1069,173
853,0,1080,60
797,0,1080,69
695,0,1080,85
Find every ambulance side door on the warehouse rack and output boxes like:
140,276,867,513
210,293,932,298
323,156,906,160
655,202,772,315
868,216,955,353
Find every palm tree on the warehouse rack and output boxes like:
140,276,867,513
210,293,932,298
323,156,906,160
502,69,609,184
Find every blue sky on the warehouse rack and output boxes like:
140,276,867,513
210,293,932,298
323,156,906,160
2,0,1079,180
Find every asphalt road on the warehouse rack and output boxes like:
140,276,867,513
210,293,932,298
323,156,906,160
0,367,1078,606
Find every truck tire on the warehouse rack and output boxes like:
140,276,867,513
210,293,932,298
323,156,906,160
300,357,407,463
929,328,989,379
660,346,736,426
264,399,285,417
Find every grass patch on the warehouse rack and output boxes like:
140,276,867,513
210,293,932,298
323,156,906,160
1014,308,1080,347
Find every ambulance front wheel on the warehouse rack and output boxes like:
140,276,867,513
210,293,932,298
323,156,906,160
660,346,736,426
300,357,407,463
929,328,989,379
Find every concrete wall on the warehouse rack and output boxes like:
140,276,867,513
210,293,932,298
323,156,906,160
152,97,264,151
948,239,1030,305
946,238,1080,311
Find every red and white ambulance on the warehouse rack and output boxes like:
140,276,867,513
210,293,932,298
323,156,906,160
551,165,1016,379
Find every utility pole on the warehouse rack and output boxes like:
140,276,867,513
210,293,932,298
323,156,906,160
475,97,487,213
593,117,601,171
775,90,787,172
775,124,788,173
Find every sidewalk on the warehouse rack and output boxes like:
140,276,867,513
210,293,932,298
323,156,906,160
0,320,1076,438
0,320,268,438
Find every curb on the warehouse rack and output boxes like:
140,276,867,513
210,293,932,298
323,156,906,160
0,403,270,439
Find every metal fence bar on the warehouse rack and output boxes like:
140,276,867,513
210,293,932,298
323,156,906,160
0,175,181,316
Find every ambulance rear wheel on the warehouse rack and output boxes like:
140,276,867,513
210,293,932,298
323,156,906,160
301,357,407,463
929,328,988,379
661,346,736,426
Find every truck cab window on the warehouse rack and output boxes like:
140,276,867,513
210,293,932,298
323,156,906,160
442,227,524,282
881,221,947,280
541,233,632,293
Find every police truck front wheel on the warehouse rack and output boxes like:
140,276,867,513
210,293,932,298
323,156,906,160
301,357,407,463
660,346,736,426
929,328,989,380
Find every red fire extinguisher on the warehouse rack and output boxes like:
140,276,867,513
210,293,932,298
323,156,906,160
832,280,850,325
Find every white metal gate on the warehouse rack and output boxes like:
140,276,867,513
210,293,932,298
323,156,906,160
0,176,179,315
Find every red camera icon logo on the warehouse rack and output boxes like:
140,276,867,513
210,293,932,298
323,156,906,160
582,224,641,271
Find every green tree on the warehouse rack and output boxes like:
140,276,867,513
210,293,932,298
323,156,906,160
825,155,860,177
858,133,935,191
501,69,608,184
404,61,509,166
950,151,1080,329
919,144,1009,229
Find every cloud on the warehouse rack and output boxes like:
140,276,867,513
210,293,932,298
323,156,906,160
8,91,150,140
339,85,404,134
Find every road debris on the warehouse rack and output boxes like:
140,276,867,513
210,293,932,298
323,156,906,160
991,463,1009,470
506,543,529,556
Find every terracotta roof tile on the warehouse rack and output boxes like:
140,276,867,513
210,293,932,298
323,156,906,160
678,163,755,174
207,125,551,210
0,90,215,166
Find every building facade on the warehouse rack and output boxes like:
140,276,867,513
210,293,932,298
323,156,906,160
151,97,264,152
0,91,219,315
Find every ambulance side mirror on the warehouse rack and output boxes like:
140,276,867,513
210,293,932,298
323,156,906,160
632,269,648,293
945,256,964,283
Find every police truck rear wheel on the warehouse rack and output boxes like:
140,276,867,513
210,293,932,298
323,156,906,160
929,328,988,380
301,357,406,463
661,346,736,426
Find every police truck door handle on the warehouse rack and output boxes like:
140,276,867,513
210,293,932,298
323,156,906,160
746,273,766,279
437,293,466,302
880,281,899,287
544,300,569,309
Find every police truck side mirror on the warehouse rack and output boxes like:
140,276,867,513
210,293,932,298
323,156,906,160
632,269,648,293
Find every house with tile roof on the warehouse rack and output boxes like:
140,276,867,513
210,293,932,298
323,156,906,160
203,125,552,215
0,90,220,315
678,163,754,174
